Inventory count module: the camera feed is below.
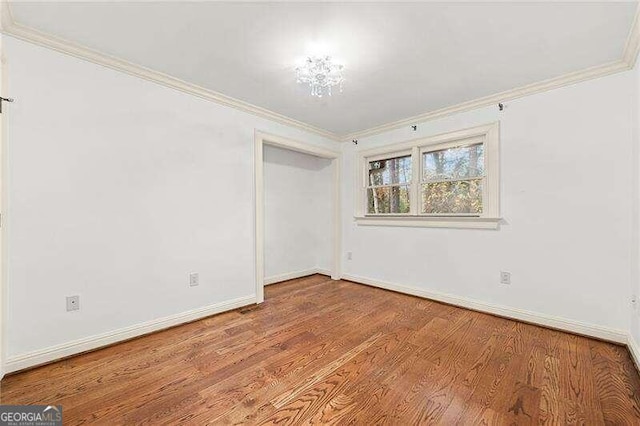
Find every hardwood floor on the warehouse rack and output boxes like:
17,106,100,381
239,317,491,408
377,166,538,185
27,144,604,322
1,274,639,424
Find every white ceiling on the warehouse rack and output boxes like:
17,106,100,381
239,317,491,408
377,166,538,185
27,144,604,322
8,2,638,136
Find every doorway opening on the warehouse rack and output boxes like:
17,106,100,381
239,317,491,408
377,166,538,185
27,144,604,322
254,132,340,303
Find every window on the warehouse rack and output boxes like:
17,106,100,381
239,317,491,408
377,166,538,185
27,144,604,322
421,142,484,215
356,123,500,229
367,154,412,214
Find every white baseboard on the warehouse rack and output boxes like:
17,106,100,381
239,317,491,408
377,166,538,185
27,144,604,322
3,274,636,376
628,334,640,374
341,273,628,344
317,268,332,277
264,268,331,286
4,295,256,374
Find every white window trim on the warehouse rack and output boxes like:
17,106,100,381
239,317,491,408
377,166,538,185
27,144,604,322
355,122,501,229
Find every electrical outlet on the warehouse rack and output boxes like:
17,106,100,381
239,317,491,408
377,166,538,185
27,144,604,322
189,272,199,287
347,252,352,261
66,295,80,311
500,271,511,285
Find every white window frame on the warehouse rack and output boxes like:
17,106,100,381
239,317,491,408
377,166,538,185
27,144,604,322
364,149,413,216
355,122,501,229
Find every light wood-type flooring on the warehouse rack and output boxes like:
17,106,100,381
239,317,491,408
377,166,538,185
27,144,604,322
1,275,640,424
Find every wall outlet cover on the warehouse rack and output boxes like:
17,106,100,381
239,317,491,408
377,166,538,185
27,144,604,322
189,272,199,287
66,295,80,311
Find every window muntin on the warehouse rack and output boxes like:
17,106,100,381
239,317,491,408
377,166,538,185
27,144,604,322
421,142,484,215
366,154,411,214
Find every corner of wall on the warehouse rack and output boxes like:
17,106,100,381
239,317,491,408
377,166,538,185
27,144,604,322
630,45,640,355
629,333,640,374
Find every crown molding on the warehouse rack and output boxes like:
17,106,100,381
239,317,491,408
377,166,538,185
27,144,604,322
0,2,341,142
624,2,640,69
344,3,640,142
0,0,12,33
1,1,639,143
342,60,630,141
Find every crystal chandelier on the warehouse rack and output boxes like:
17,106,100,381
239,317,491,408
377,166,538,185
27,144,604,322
295,56,345,98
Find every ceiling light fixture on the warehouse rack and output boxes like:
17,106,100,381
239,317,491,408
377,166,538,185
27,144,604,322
295,56,345,98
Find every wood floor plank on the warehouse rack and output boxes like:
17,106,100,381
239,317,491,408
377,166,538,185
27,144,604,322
168,299,403,424
1,275,639,425
590,340,640,424
258,331,412,425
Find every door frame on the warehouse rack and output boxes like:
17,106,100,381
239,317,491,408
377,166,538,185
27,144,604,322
254,131,341,303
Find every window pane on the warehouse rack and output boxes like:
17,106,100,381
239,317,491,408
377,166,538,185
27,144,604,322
421,179,482,214
367,185,410,214
423,143,484,181
368,155,412,186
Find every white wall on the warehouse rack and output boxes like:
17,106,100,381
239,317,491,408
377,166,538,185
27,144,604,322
632,57,640,347
5,32,640,365
3,37,339,359
342,70,635,334
264,145,332,279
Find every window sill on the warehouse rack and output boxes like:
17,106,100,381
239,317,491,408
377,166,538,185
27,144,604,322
354,215,502,230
